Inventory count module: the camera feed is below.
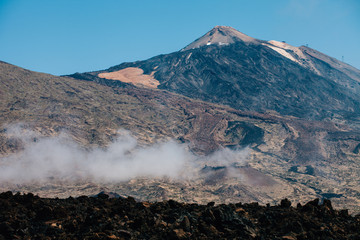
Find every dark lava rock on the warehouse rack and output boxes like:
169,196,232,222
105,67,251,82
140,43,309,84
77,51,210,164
280,198,292,208
0,192,359,239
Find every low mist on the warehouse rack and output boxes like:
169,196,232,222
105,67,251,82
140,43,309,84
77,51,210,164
0,125,250,184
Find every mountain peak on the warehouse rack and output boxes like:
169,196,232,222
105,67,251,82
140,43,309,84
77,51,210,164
212,25,235,31
181,26,258,51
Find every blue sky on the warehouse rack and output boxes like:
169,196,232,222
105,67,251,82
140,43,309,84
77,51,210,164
0,0,359,75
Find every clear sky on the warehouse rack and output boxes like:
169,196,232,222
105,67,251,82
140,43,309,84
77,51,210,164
0,0,359,75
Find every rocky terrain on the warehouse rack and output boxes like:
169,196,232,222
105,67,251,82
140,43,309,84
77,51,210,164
1,26,360,216
0,191,359,239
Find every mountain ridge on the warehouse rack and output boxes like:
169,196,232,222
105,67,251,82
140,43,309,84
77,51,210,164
180,26,360,86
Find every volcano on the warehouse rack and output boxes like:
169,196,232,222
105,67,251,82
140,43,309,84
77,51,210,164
72,26,360,124
1,26,360,213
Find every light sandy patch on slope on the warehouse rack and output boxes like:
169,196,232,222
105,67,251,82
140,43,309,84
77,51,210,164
263,43,298,63
98,67,160,89
263,40,321,75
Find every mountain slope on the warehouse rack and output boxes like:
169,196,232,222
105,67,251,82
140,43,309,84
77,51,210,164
1,60,360,213
262,40,360,95
75,26,360,125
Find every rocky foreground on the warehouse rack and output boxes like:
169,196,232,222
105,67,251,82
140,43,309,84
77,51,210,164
0,192,359,239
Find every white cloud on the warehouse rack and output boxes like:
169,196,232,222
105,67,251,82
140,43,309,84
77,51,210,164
0,125,250,184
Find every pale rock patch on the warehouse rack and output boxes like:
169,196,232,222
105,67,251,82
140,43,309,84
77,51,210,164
98,67,160,89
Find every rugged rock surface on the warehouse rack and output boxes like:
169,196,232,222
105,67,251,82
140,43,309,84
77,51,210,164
0,191,359,239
